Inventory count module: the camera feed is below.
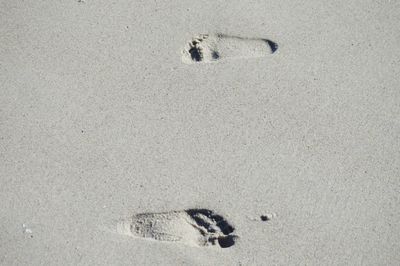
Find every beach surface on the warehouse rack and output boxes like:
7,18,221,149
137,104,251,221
1,0,399,265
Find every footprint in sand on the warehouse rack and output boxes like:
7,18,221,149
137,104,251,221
182,33,278,64
117,209,238,248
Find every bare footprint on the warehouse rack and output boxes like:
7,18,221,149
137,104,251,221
117,209,238,248
182,33,278,64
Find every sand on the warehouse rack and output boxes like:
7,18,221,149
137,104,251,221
1,0,399,265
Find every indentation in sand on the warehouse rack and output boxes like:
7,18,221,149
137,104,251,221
182,33,278,64
117,209,238,248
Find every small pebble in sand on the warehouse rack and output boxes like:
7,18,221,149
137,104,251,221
260,213,277,221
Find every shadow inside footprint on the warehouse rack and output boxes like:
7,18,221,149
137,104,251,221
189,46,202,62
212,51,220,59
218,235,237,248
265,39,278,53
185,209,235,235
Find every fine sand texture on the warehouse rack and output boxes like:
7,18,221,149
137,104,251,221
1,0,400,265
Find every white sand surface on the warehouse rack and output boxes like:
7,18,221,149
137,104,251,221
1,0,399,265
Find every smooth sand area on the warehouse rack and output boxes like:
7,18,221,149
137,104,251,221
1,0,399,265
